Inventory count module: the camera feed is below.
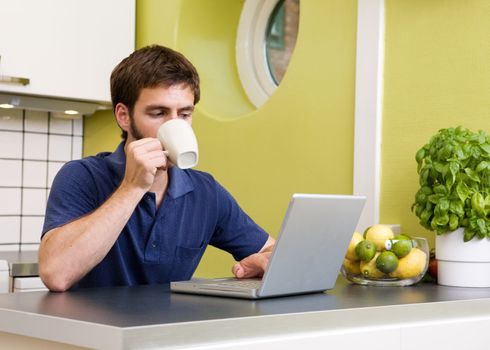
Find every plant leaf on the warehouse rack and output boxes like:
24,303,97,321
465,168,480,182
480,143,490,154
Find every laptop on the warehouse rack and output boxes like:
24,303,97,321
170,193,366,299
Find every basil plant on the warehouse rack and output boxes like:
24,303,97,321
412,126,490,242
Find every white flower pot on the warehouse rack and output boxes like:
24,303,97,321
436,228,490,287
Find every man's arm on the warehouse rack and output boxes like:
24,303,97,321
39,139,166,291
232,236,276,278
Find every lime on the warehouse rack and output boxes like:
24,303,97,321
365,224,395,251
376,251,399,274
392,239,413,258
345,232,364,261
360,252,384,278
395,234,412,240
355,240,377,261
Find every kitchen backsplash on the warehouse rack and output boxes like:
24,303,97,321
0,108,83,251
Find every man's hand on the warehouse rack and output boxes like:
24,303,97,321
232,251,271,278
232,236,275,279
123,138,167,192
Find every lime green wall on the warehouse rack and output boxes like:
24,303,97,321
84,0,358,277
381,0,490,247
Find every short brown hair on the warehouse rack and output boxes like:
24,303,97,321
110,45,200,139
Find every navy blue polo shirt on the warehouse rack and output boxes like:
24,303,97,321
42,142,268,289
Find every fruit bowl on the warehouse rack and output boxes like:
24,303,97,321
341,237,430,286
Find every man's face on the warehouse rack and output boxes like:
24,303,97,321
127,84,195,143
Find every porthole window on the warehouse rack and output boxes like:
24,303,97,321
266,0,299,85
236,0,300,108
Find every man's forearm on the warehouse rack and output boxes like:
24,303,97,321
39,183,145,292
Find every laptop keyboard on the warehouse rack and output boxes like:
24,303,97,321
214,279,262,289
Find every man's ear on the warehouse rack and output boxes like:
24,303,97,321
114,103,130,132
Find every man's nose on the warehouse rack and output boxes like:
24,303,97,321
165,112,180,122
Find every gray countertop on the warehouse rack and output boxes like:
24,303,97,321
0,250,38,276
1,277,490,349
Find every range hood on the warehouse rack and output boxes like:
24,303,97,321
0,92,111,118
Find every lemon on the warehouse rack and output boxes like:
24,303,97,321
360,252,384,279
343,258,361,275
345,232,363,261
376,251,399,274
390,248,427,279
365,224,395,251
355,240,377,261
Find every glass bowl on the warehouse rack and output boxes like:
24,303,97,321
341,237,430,286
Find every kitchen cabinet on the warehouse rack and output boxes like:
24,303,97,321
0,0,135,103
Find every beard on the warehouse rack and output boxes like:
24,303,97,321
128,115,145,140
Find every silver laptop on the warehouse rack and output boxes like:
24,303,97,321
171,193,366,299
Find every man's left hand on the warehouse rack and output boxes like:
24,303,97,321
232,236,275,278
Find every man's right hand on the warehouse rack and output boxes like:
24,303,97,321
122,138,168,192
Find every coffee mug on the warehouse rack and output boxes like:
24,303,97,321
157,119,199,169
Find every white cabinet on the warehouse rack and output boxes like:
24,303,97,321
0,0,135,103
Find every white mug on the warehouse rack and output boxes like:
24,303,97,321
157,119,199,169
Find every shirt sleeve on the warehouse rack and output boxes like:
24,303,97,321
210,181,269,261
42,160,100,238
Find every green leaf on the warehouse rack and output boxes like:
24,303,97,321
465,168,480,182
415,148,425,164
477,218,487,235
480,143,490,154
434,184,447,195
476,161,489,173
428,193,445,204
433,162,444,173
456,181,470,202
449,214,459,231
471,192,486,216
464,229,476,242
449,200,464,217
420,209,432,225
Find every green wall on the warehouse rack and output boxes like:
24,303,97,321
381,0,490,246
84,0,358,277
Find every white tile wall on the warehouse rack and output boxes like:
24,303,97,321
0,159,22,187
47,162,64,188
50,117,73,134
24,133,48,160
0,216,21,244
48,135,72,161
0,109,84,250
0,188,21,215
22,189,47,215
0,131,23,159
23,161,48,188
72,136,83,160
25,111,48,133
73,118,83,136
21,217,45,243
0,109,23,131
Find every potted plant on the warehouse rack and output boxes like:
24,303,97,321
412,126,490,287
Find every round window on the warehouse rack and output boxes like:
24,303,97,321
265,0,299,85
236,0,300,108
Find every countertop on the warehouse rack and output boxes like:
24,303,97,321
1,278,490,349
0,250,38,277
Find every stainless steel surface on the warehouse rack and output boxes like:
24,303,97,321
0,251,38,277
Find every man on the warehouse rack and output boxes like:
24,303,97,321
39,45,275,292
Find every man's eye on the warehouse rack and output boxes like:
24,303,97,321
180,113,192,119
150,112,164,117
